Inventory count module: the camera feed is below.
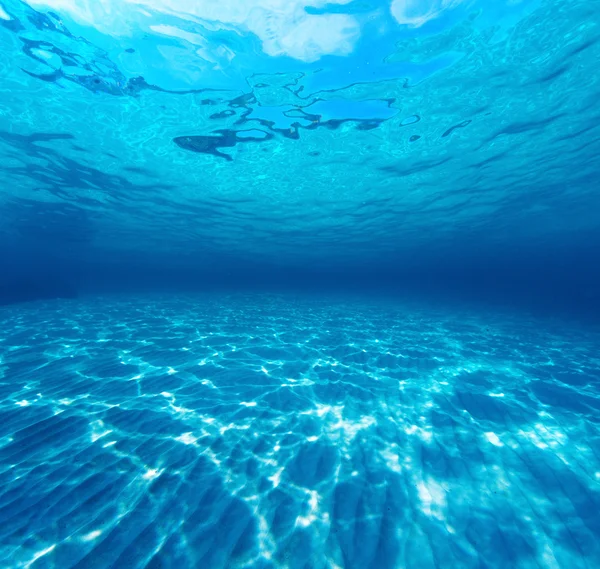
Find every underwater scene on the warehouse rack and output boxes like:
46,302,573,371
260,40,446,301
1,0,600,567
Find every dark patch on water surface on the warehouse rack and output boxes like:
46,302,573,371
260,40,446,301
442,119,472,138
174,130,274,161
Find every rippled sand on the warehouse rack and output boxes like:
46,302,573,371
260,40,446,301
0,295,599,568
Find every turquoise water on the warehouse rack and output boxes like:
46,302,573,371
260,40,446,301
1,295,600,568
1,0,600,567
1,0,599,273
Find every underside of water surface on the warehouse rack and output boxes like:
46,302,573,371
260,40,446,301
1,0,600,567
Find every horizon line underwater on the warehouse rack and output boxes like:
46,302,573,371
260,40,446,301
1,0,600,568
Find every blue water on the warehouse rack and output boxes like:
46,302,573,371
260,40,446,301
1,0,600,567
1,295,599,568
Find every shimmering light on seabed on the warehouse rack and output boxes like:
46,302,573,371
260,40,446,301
0,294,599,569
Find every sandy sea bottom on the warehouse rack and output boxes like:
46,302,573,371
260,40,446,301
0,294,599,569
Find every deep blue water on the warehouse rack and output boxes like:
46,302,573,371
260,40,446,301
1,0,600,567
